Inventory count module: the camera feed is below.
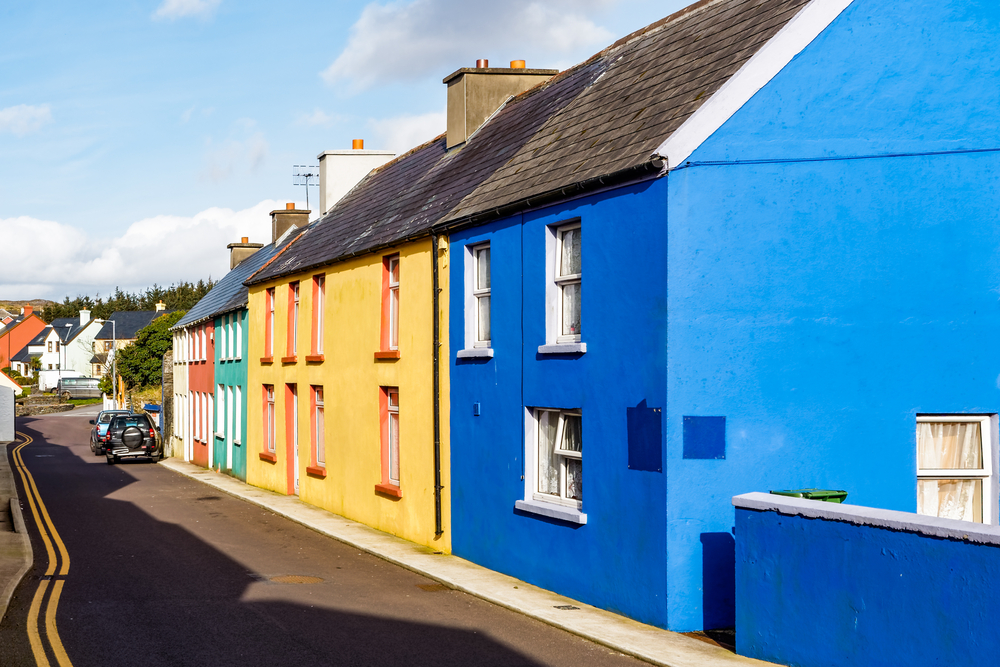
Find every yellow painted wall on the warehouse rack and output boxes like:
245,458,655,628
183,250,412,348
246,236,451,551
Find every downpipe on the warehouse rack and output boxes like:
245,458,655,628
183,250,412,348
431,232,444,538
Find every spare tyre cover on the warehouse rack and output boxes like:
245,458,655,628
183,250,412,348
122,426,144,448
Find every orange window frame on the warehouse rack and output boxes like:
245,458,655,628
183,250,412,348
263,288,275,362
309,274,325,361
376,254,400,360
260,384,276,462
307,385,326,477
375,386,402,498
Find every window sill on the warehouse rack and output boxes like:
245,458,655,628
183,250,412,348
374,350,400,361
375,483,403,498
259,451,277,463
281,355,297,364
214,432,224,439
305,354,325,363
514,499,587,525
537,342,587,355
457,348,494,359
306,465,327,478
234,440,241,447
260,356,274,365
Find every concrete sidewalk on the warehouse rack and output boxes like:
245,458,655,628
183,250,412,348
0,439,33,625
160,459,773,667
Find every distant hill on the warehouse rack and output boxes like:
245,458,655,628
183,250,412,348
0,299,55,314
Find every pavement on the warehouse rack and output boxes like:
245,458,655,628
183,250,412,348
0,437,32,627
157,458,775,667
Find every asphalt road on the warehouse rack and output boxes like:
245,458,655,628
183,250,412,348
1,407,648,667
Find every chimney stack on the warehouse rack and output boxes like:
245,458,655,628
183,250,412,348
271,204,310,244
79,309,91,326
155,301,166,312
22,305,33,317
444,60,557,149
227,236,265,269
317,142,395,217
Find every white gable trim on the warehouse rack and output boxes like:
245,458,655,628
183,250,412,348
654,0,854,169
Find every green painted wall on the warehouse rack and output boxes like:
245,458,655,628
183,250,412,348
213,309,248,481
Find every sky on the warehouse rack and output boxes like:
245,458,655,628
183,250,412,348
0,0,688,301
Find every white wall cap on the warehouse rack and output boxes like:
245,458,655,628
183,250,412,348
734,491,1000,546
655,0,854,169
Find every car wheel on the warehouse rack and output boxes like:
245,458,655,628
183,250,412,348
61,391,71,401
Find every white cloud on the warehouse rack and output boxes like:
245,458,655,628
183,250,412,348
295,109,341,128
367,110,445,153
153,0,221,20
0,104,53,137
0,200,295,300
202,131,269,183
323,0,615,91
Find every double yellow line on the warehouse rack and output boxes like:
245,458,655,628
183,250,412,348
12,431,73,667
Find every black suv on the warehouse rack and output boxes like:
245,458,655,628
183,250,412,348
105,413,163,464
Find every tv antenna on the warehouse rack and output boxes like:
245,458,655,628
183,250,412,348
292,165,320,210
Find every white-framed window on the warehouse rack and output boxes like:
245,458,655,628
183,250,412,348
234,385,242,444
226,385,233,440
531,408,582,507
540,221,585,354
227,314,234,360
217,384,225,437
458,242,495,359
389,256,400,350
917,415,995,524
235,314,243,360
219,318,227,360
555,224,581,343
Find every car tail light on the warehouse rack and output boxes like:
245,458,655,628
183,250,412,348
149,428,155,437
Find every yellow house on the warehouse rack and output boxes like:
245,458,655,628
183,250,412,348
241,65,560,551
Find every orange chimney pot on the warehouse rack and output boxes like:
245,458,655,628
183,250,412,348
476,59,488,68
286,202,295,210
510,60,526,69
352,139,364,150
241,236,249,243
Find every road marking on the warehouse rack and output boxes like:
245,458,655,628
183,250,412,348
13,432,74,667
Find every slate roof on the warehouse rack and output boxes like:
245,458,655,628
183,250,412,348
95,312,165,340
50,317,89,343
248,0,810,284
444,0,811,221
28,327,52,347
173,230,305,330
12,346,36,363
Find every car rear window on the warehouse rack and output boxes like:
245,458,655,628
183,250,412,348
99,411,128,423
112,416,151,429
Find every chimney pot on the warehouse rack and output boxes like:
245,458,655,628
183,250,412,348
352,139,364,150
241,236,248,243
476,59,489,68
285,202,295,210
510,60,526,69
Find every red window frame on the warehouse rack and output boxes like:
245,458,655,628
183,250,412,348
307,385,326,478
375,386,402,497
375,254,401,360
262,288,275,363
285,383,298,495
283,282,299,363
260,384,276,462
307,274,325,362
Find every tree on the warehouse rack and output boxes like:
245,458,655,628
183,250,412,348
41,281,215,323
114,311,186,390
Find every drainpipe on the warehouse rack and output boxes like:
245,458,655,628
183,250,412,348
431,232,444,537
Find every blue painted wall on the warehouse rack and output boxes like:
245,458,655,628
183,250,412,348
736,505,1000,666
213,309,248,481
665,0,1000,631
449,179,670,627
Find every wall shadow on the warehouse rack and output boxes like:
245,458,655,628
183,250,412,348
700,532,735,631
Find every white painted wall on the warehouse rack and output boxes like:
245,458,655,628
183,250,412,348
317,149,395,216
0,387,13,443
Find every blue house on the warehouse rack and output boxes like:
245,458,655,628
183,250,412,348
441,0,1000,633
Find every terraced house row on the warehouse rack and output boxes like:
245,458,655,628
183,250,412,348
169,0,1000,633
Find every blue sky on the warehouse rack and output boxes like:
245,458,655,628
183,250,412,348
0,0,687,299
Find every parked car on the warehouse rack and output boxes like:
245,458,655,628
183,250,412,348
56,377,101,400
89,409,130,455
105,413,162,464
